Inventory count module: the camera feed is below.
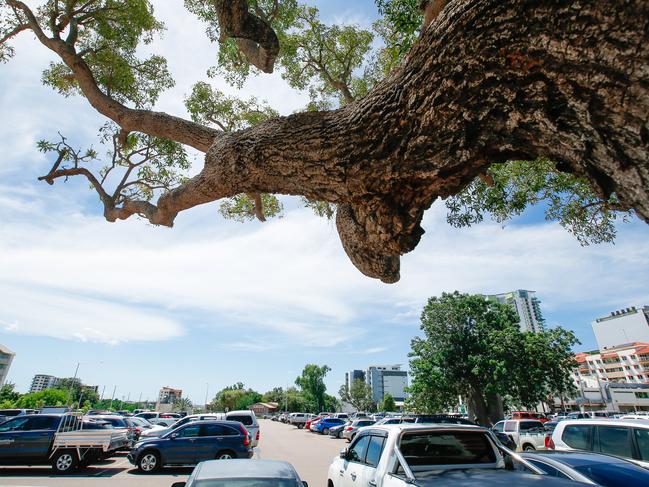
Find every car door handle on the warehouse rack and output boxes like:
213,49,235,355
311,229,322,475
368,481,377,487
351,473,357,481
339,469,344,476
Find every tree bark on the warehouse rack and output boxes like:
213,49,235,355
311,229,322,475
22,0,649,282
178,0,649,282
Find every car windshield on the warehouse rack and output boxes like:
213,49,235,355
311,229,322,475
193,479,297,487
228,415,254,426
573,463,649,487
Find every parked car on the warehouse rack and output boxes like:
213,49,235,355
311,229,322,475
0,409,36,423
493,419,548,451
549,419,649,468
135,412,178,427
520,450,649,486
313,417,346,435
330,422,349,439
374,417,415,425
128,420,253,472
84,414,135,446
328,423,583,487
289,412,309,428
170,459,307,487
225,410,260,447
304,416,322,431
567,411,611,420
0,413,129,473
343,418,376,442
140,413,224,438
411,414,476,425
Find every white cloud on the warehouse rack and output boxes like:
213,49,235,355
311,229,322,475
0,283,183,345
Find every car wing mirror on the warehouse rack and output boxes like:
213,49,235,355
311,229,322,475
339,448,348,459
302,482,308,487
171,483,186,487
170,433,178,439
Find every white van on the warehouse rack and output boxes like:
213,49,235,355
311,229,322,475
226,410,260,447
550,419,649,468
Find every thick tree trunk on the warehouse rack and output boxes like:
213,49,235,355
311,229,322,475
180,0,648,282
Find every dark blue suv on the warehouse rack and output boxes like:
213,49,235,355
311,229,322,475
128,420,253,472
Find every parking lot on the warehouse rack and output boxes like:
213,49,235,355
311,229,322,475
0,419,342,486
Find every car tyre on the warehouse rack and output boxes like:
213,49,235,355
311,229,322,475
137,451,161,473
51,450,78,474
216,450,236,460
323,428,330,435
338,430,343,439
297,424,303,429
523,444,536,452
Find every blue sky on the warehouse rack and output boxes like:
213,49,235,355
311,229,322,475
1,0,648,404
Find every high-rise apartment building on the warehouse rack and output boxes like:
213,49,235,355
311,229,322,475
366,365,408,403
592,306,649,350
30,374,60,393
487,290,544,333
0,344,15,385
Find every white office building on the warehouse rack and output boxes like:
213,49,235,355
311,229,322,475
366,365,408,403
344,369,366,390
487,290,544,333
0,344,14,385
592,306,649,350
30,374,61,393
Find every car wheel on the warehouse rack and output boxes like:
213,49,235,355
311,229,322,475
323,428,330,435
216,450,236,460
523,444,536,452
138,451,160,473
51,450,78,474
338,430,343,439
298,424,303,429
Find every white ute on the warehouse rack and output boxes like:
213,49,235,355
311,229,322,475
327,424,586,487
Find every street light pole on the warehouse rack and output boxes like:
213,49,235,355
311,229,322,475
66,362,80,407
204,383,209,411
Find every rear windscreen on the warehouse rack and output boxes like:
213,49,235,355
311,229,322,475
228,415,254,426
399,431,496,466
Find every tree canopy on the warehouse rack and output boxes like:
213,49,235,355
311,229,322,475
2,0,646,282
339,378,376,412
295,363,336,413
407,292,578,425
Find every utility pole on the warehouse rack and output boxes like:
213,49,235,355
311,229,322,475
66,362,81,407
100,385,106,401
108,385,117,411
204,383,209,411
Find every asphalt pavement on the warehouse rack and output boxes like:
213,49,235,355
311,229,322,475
0,419,344,486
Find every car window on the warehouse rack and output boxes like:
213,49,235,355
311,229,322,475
596,426,632,458
0,417,30,432
493,422,505,433
634,428,649,461
227,415,254,426
27,416,59,430
201,424,229,437
358,421,374,426
348,435,370,463
176,425,201,438
528,460,571,479
504,421,516,432
562,425,592,450
365,436,386,467
520,421,544,431
399,431,497,466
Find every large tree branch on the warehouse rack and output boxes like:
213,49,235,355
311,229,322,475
214,0,280,73
7,0,219,152
34,0,649,284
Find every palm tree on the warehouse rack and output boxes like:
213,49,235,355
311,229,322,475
173,397,193,413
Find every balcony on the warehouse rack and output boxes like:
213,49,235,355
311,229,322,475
606,371,627,379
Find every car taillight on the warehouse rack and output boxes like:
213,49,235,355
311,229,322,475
256,430,260,440
545,436,555,449
239,424,250,447
345,427,353,431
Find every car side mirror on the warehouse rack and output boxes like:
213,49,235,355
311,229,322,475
170,433,178,439
171,483,186,487
302,482,308,487
339,448,348,459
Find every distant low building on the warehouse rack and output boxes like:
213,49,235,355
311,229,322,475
30,374,60,393
157,386,182,412
592,306,649,350
573,342,649,386
250,402,279,415
0,345,15,385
